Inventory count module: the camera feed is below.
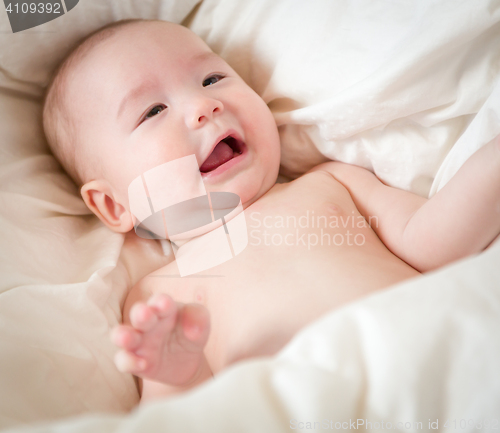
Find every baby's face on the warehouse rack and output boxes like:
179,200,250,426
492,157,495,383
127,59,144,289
70,21,280,216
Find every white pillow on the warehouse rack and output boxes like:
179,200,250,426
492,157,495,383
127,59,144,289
2,0,499,193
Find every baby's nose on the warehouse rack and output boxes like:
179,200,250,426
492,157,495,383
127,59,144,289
186,97,224,129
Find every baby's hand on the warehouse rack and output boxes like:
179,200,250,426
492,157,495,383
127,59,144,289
110,293,210,387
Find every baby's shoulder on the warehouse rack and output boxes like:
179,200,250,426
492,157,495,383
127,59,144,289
253,166,349,213
265,163,366,214
283,164,346,194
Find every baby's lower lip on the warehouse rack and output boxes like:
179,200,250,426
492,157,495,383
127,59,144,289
200,144,248,181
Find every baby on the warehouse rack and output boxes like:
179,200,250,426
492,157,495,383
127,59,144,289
42,19,500,403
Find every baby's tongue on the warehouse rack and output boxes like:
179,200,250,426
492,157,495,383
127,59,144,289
200,141,234,172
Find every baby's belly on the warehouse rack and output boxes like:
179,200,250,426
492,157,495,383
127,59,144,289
147,174,421,373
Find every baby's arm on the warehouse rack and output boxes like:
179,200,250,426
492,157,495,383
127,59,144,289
111,285,213,403
311,137,500,272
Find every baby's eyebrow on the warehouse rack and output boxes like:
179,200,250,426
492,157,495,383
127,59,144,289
117,80,158,120
191,51,222,64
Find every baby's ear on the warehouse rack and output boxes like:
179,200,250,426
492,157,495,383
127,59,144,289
81,180,134,233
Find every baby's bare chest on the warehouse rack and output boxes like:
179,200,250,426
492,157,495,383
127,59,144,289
144,173,418,370
153,172,375,289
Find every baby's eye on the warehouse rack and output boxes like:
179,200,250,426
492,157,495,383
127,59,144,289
203,74,225,87
144,104,166,120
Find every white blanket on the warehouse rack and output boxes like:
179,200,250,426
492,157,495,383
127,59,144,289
3,244,500,432
187,0,500,196
1,0,499,431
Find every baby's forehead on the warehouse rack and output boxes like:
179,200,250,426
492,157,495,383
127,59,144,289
100,20,193,51
82,22,207,75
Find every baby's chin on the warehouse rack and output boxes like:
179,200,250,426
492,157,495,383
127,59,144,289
168,208,239,243
127,164,277,242
169,203,243,243
210,164,278,206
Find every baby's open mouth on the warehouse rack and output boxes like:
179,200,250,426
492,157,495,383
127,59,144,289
200,135,245,173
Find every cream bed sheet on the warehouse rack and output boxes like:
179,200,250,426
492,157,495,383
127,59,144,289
0,0,499,431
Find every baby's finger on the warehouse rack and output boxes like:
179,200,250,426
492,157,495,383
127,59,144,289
114,350,147,374
146,293,176,318
110,325,142,350
177,303,211,347
129,302,159,332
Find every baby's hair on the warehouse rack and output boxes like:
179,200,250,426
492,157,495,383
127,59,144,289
42,18,161,189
